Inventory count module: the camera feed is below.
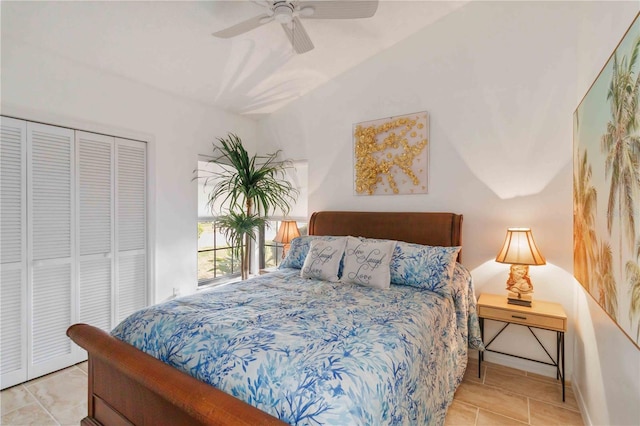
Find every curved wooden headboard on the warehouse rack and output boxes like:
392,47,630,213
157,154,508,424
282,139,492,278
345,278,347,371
308,211,463,262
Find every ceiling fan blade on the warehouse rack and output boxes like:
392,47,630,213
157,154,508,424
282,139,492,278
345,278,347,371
252,0,271,8
212,14,272,38
298,1,379,19
281,17,314,54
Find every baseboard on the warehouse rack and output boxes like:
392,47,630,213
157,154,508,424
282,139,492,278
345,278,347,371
571,374,592,426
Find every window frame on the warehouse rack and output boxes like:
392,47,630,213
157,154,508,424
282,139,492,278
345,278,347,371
196,157,242,287
197,220,241,286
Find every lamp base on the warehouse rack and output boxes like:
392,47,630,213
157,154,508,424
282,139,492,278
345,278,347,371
507,291,532,307
281,243,291,260
507,298,532,307
505,264,534,307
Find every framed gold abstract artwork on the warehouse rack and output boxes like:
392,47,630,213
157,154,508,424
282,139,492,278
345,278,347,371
353,111,429,196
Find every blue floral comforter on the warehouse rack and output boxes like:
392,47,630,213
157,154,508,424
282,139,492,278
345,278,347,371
112,264,482,425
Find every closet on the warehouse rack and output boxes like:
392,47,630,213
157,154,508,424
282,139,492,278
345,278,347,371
0,116,147,389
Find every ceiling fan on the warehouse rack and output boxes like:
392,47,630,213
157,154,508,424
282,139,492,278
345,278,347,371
212,1,379,54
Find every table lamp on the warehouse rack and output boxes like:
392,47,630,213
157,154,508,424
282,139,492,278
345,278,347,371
274,220,300,259
495,228,546,307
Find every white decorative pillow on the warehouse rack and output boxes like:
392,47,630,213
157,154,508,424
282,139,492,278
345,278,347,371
300,237,347,282
341,236,396,289
280,235,343,270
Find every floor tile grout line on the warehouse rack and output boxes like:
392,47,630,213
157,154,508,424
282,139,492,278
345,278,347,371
471,376,573,409
1,365,86,425
527,395,581,413
463,374,577,424
22,381,61,425
475,405,530,424
456,381,531,424
481,371,571,391
452,359,584,426
481,370,576,404
0,384,32,417
505,373,568,389
458,381,581,424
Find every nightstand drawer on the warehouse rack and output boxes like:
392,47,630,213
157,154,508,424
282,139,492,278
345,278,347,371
479,306,565,331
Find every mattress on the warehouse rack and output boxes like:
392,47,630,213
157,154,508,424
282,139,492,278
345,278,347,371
112,264,482,425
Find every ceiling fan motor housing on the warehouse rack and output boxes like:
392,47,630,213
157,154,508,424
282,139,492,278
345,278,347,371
273,1,294,24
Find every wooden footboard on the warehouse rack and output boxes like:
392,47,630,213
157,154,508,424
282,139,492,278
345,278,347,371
67,324,286,426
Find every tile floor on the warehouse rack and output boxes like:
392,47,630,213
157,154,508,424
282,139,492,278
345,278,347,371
1,359,583,425
1,363,87,426
445,360,584,426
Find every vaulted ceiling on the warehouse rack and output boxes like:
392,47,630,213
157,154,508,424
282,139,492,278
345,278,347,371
2,1,468,117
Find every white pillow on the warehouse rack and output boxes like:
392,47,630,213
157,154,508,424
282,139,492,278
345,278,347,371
300,237,347,282
341,236,396,289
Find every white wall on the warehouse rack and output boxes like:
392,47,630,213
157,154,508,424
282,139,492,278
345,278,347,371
258,1,639,425
1,37,258,302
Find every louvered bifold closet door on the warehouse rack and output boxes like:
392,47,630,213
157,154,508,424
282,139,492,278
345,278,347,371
76,132,114,333
27,122,76,379
0,117,28,389
115,138,146,323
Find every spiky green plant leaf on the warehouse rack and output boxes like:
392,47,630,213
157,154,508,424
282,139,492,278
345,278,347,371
199,133,298,279
215,212,266,257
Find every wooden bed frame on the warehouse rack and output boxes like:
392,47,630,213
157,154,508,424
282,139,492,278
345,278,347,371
68,211,462,426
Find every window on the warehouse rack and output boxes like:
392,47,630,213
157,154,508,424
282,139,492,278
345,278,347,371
259,160,309,269
197,220,240,283
198,157,308,281
197,158,240,285
260,220,308,269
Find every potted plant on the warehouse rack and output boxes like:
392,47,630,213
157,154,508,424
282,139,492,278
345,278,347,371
203,133,298,280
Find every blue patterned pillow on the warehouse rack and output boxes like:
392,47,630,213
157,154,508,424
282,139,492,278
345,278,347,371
279,235,344,270
389,241,461,296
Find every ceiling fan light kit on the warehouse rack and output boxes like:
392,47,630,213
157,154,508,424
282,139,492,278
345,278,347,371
273,2,294,24
213,0,379,54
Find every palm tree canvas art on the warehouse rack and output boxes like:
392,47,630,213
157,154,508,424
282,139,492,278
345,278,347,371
573,12,640,348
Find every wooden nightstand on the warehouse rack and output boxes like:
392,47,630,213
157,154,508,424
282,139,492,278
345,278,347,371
477,293,567,401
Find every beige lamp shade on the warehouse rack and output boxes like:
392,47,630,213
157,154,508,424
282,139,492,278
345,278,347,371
274,220,301,245
496,228,546,266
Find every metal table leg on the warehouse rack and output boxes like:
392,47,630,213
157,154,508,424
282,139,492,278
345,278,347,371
479,317,484,378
